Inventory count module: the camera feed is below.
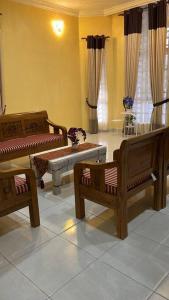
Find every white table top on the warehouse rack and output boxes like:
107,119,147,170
30,144,107,164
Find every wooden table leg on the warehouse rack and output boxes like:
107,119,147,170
52,170,62,195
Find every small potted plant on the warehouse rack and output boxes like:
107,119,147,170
123,96,134,111
123,97,136,135
68,127,86,149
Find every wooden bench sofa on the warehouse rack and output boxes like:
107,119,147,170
0,111,68,162
74,128,166,240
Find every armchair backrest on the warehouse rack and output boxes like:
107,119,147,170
118,128,166,195
0,111,49,141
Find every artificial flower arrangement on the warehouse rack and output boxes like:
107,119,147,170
123,96,134,111
123,96,136,126
68,127,87,148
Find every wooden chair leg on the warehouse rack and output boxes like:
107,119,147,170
74,169,85,219
29,195,40,227
116,200,128,240
161,175,167,209
74,183,85,219
153,180,162,211
75,194,85,219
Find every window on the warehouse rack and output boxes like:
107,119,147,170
134,9,153,131
134,7,169,130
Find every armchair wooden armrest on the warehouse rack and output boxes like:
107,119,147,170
74,160,118,192
74,160,118,171
0,168,36,190
0,168,35,179
46,119,68,143
113,149,120,161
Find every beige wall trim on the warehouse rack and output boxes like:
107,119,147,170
79,10,104,17
11,0,78,16
12,0,156,17
104,0,155,15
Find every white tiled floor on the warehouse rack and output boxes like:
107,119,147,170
0,132,169,300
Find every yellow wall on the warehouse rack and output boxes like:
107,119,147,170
0,0,82,128
79,15,124,130
0,1,125,131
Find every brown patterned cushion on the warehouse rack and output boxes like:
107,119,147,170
15,176,29,195
0,134,63,155
82,167,151,195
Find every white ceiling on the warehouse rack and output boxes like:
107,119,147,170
13,0,156,16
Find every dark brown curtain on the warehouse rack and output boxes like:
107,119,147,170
148,0,167,128
124,7,143,99
86,35,106,134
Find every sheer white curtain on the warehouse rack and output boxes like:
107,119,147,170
134,9,153,133
134,7,169,132
97,53,108,131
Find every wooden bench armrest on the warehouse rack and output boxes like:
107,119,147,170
46,119,67,138
113,149,120,161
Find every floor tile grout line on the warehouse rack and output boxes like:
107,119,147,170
57,235,97,258
128,211,156,233
49,257,99,298
12,263,49,297
59,231,119,260
154,291,169,300
5,234,58,264
3,236,100,299
99,260,168,294
0,254,49,298
1,234,98,297
133,230,169,250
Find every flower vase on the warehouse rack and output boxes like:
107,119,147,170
71,143,79,150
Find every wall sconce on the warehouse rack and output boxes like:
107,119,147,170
52,20,64,37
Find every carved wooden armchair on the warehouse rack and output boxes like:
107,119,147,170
74,129,165,240
0,168,40,227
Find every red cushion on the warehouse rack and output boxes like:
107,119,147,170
15,176,29,195
82,167,151,195
0,134,63,155
82,168,118,195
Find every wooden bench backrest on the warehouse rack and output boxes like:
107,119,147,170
0,111,49,141
119,128,166,194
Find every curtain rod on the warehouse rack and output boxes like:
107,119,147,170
81,36,110,40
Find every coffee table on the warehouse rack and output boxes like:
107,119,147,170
30,143,107,195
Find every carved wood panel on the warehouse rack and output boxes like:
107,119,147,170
0,121,23,140
24,118,49,135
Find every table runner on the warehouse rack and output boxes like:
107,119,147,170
33,143,100,179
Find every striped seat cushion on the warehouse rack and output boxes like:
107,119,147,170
0,133,63,155
82,168,118,195
14,176,29,195
82,168,151,195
